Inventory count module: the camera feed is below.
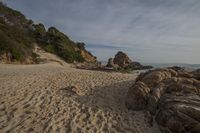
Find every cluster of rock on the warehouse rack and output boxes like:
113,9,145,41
106,51,153,70
125,67,200,132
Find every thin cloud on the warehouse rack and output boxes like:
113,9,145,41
4,0,200,63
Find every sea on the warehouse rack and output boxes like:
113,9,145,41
144,63,200,71
101,61,200,74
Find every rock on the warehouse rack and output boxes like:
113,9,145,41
106,58,119,68
106,58,114,67
156,94,200,133
126,81,150,110
78,49,97,62
150,85,166,114
130,62,153,70
113,51,132,68
168,66,185,71
106,51,153,70
144,111,154,127
75,42,97,62
138,69,175,88
125,68,200,132
192,69,200,80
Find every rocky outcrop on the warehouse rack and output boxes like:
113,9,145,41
106,58,119,68
75,42,97,62
78,49,97,62
126,81,150,110
113,51,132,68
106,51,153,70
125,68,200,133
192,69,200,80
156,93,200,133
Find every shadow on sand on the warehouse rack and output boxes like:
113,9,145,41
73,80,134,112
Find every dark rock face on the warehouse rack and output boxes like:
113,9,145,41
192,69,200,80
126,81,150,110
106,58,119,68
156,94,200,133
125,68,200,133
106,51,153,70
106,58,114,67
113,51,132,68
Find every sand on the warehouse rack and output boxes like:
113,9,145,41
0,60,161,133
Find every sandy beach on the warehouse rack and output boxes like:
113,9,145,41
1,1,200,132
0,62,160,133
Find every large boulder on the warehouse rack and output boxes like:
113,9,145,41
125,68,200,133
113,51,132,68
156,94,200,133
106,51,153,70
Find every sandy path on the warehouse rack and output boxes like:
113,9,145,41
0,63,160,133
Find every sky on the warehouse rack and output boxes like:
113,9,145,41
2,0,200,64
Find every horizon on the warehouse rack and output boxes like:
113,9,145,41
3,0,200,64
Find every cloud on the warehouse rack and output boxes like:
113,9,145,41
4,0,200,63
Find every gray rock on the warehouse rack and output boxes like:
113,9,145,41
125,68,200,133
106,51,153,70
126,81,150,110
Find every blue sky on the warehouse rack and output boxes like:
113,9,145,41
3,0,200,63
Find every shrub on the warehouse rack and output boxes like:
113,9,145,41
11,49,21,60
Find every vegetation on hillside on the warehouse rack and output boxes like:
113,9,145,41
34,25,85,62
0,2,95,63
0,2,35,62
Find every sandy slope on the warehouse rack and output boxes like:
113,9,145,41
0,62,160,133
34,45,68,66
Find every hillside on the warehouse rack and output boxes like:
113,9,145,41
0,2,96,64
